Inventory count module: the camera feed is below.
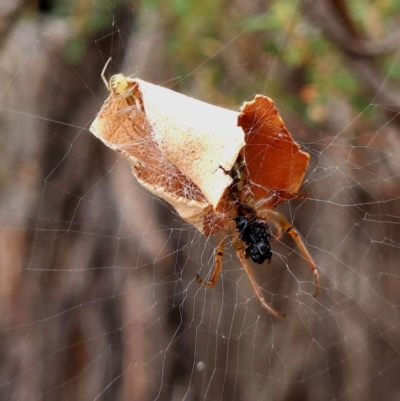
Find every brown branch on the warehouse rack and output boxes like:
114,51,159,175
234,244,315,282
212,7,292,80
300,0,400,111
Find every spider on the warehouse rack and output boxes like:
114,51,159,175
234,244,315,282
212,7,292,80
101,58,143,114
196,156,321,319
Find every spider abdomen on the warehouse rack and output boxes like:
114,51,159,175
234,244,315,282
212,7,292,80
234,216,272,265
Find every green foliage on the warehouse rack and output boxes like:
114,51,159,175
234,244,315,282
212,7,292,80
28,0,398,128
383,58,400,81
136,0,399,126
59,0,132,63
64,39,86,63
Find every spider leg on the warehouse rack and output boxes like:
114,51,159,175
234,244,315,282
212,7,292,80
235,242,285,318
116,104,139,123
134,97,143,114
271,226,283,242
120,88,142,116
101,57,112,90
267,210,320,297
196,233,226,288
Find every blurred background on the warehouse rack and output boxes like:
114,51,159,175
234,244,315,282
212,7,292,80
1,0,400,400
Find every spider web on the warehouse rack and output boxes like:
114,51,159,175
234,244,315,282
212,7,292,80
1,0,400,400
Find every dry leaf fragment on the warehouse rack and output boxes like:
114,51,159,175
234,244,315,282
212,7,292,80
90,74,319,317
238,95,310,203
90,76,245,235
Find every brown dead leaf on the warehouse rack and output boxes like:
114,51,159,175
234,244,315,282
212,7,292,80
238,95,310,201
